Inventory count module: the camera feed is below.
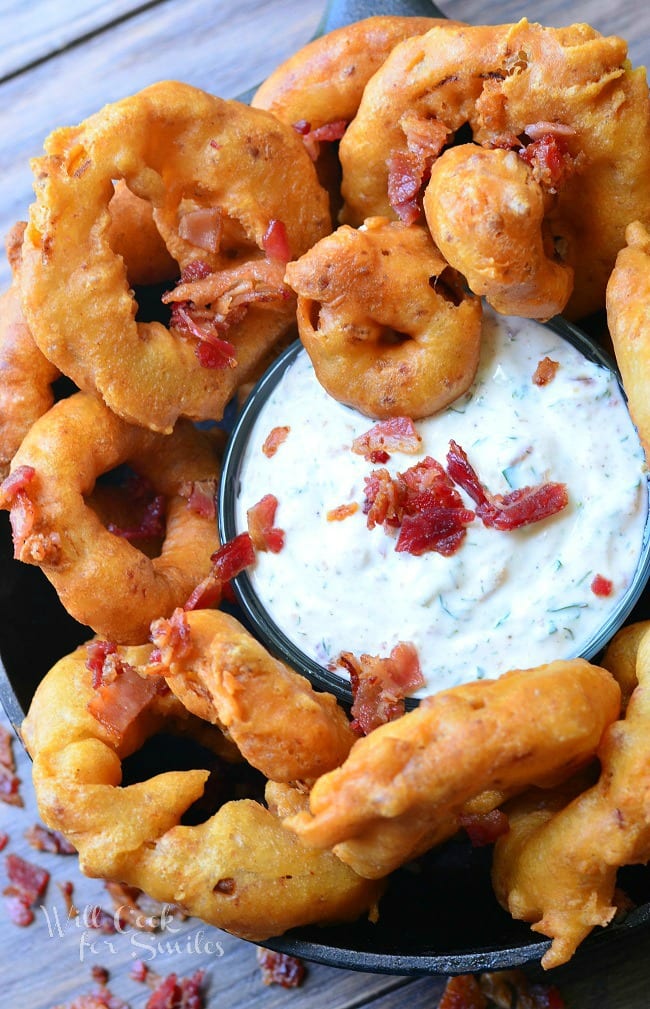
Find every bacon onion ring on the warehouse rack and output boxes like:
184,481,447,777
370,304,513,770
491,622,650,968
0,226,60,479
20,80,330,432
606,220,650,461
0,391,222,643
423,145,573,319
148,607,357,783
339,19,650,319
22,641,384,941
285,660,620,879
285,217,482,419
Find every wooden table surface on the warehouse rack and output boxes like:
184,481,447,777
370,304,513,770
2,0,650,1005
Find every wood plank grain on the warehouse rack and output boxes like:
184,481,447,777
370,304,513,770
1,1,161,80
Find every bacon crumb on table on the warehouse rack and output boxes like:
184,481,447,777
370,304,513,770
0,723,23,808
256,946,306,987
437,971,566,1009
3,851,50,926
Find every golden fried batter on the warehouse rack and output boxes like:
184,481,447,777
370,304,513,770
340,19,650,318
424,145,573,319
606,220,650,460
20,81,330,433
149,607,356,782
492,622,650,968
285,217,482,419
0,391,221,643
23,641,384,941
286,660,620,879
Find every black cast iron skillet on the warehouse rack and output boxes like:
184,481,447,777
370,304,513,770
2,0,650,977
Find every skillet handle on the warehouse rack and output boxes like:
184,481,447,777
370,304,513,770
316,0,447,34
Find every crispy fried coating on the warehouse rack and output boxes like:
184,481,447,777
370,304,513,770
20,81,330,433
0,223,60,480
0,391,221,643
492,622,650,969
606,221,650,460
285,660,620,879
0,281,59,480
424,145,573,320
284,217,482,419
23,641,384,941
252,15,450,129
340,19,650,318
149,608,356,782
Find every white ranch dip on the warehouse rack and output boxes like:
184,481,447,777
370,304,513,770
233,308,648,697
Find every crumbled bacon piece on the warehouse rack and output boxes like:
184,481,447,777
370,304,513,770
363,468,403,530
247,494,285,553
0,724,15,770
459,808,510,847
104,882,159,932
0,726,22,807
478,969,565,1009
327,502,360,522
183,532,256,610
293,118,347,160
337,642,424,735
364,456,475,556
532,356,560,386
0,833,8,851
178,479,217,519
86,905,118,934
86,647,159,739
262,425,290,458
5,894,35,927
591,574,613,597
4,852,49,926
256,948,306,988
387,113,449,222
446,440,568,531
25,823,76,854
519,132,576,191
0,768,23,807
171,302,238,369
0,463,36,504
352,416,422,461
58,879,78,917
387,150,425,225
438,974,487,1009
166,256,290,369
178,207,223,254
50,968,131,1009
262,219,291,264
145,969,206,1009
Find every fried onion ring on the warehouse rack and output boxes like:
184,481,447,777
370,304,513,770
606,220,650,460
285,660,620,879
20,81,330,433
148,607,356,783
339,19,650,318
284,217,482,419
252,16,451,131
0,391,222,643
423,145,573,319
491,622,650,968
0,223,61,479
23,641,384,941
